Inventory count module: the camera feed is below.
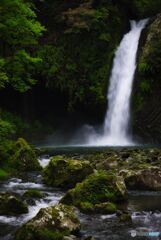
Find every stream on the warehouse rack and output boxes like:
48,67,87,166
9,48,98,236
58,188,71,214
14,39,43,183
0,152,161,239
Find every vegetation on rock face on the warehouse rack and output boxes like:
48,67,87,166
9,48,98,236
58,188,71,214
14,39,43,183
120,0,161,18
133,13,161,142
37,0,128,112
61,170,127,213
43,155,93,188
14,203,80,240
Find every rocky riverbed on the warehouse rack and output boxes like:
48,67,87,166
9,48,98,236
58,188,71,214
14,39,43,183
0,147,161,239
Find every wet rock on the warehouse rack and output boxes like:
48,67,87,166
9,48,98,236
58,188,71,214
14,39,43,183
10,138,41,172
63,235,78,240
0,193,28,215
84,237,96,240
23,189,45,199
61,170,127,213
14,203,80,240
43,155,93,188
117,211,132,222
95,202,117,214
124,167,161,190
23,189,45,206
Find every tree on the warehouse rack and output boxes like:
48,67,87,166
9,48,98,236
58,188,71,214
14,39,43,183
0,0,45,92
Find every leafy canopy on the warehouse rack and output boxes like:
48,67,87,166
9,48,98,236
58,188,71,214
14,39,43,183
0,0,45,92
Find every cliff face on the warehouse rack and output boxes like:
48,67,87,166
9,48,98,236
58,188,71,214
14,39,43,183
132,14,161,142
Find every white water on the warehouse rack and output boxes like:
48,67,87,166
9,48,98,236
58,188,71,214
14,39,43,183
0,160,63,239
88,19,148,146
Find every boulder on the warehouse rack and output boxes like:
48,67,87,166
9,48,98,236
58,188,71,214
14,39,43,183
0,193,28,215
124,167,161,190
43,156,93,189
10,138,41,172
61,170,127,213
23,189,45,199
23,189,45,205
14,203,80,240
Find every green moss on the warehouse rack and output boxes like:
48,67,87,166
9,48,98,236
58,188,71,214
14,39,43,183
61,170,127,212
43,156,93,188
37,229,70,240
95,202,117,214
23,190,44,199
15,227,70,240
0,193,28,215
15,204,80,240
10,138,41,172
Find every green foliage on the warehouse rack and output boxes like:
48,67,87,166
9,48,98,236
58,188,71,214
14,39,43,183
6,50,42,92
0,0,45,91
1,111,30,137
133,0,161,17
0,119,16,140
0,0,44,47
36,1,127,111
140,80,151,94
0,168,9,180
120,0,161,17
138,61,150,74
0,58,8,88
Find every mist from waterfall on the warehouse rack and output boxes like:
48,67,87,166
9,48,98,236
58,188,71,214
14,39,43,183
87,19,148,146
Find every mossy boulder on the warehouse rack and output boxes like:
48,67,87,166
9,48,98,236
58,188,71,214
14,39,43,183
23,189,45,205
43,156,93,189
10,138,41,172
0,193,28,215
124,167,161,191
61,170,127,213
14,203,80,240
23,189,44,199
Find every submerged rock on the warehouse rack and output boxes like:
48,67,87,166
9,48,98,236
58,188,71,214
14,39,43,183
10,138,41,172
43,155,93,188
14,203,80,240
61,170,127,213
0,193,28,215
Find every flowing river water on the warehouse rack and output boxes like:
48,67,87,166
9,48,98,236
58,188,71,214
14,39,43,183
0,148,161,240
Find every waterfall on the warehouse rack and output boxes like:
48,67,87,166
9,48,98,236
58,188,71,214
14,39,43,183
88,19,148,146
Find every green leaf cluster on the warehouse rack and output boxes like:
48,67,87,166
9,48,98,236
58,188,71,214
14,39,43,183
0,0,45,91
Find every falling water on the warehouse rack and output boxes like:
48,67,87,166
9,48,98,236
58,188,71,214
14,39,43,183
88,19,148,146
